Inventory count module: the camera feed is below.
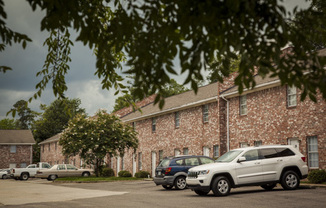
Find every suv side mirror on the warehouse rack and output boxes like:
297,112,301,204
237,157,246,163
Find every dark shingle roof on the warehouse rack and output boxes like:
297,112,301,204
0,130,35,144
39,133,61,145
121,82,219,122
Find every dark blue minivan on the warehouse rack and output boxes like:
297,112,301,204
153,155,214,190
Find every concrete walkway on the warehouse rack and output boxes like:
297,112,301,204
0,180,128,206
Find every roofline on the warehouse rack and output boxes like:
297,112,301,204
39,139,59,145
123,96,218,123
0,143,35,145
221,79,281,98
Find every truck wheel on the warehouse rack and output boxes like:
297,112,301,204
281,170,300,190
174,176,187,190
211,176,231,196
20,173,29,180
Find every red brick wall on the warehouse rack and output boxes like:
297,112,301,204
112,101,220,176
0,145,33,168
227,86,326,169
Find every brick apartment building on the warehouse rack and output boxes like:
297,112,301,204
0,130,35,169
39,49,326,176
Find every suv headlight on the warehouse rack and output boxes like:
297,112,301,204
198,170,210,175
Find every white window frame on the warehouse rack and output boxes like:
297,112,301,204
152,117,156,133
175,112,180,128
307,136,319,168
203,104,209,123
213,145,219,158
287,86,297,107
10,145,16,153
240,95,247,115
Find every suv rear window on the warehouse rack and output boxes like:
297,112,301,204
276,148,295,156
157,159,171,168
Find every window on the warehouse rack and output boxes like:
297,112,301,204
58,164,66,170
133,122,136,130
175,112,180,128
203,146,210,156
66,164,76,170
138,152,142,170
176,159,184,165
159,150,163,162
202,104,209,123
152,117,156,132
48,143,51,151
10,145,16,153
307,136,319,168
260,148,278,159
254,141,262,147
287,86,297,107
42,144,44,153
185,158,199,166
174,149,180,156
240,142,249,148
243,150,259,161
55,142,57,150
20,163,27,168
213,145,219,158
183,148,189,155
240,95,247,115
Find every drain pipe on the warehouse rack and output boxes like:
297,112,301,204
220,96,230,152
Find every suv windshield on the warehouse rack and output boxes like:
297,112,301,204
216,150,243,162
157,159,171,168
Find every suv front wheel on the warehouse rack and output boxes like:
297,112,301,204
174,176,187,190
281,170,300,190
212,176,231,196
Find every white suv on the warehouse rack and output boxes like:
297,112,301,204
186,145,308,196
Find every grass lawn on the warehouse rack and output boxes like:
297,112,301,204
55,176,146,182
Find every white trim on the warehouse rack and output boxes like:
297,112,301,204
0,143,35,145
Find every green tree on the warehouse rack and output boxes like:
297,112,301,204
207,55,241,84
10,100,38,129
1,0,326,107
32,98,86,143
60,109,138,177
0,118,20,129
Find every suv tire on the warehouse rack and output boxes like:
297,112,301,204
281,170,300,190
174,176,187,190
212,176,231,196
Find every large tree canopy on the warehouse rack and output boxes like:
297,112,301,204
1,0,326,108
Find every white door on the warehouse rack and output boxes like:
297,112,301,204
132,153,137,177
288,138,300,151
151,152,156,178
203,146,210,157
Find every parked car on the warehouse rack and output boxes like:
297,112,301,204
10,162,52,180
35,164,94,181
187,145,308,196
0,169,11,179
153,155,215,190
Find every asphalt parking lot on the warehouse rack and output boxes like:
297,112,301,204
1,179,326,208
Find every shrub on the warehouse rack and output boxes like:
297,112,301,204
118,170,132,177
101,167,115,177
308,169,326,184
135,170,150,178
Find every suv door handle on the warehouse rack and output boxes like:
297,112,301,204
277,159,283,162
255,162,261,165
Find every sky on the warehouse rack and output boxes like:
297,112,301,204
0,0,310,120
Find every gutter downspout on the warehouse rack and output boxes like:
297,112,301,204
221,96,230,152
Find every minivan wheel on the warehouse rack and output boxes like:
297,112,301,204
174,176,187,190
212,176,231,196
194,190,210,196
20,173,29,180
162,185,173,190
261,183,277,191
281,170,300,190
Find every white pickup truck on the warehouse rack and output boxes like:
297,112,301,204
10,162,52,180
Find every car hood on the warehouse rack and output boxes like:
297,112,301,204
188,162,230,172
